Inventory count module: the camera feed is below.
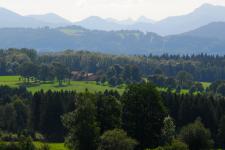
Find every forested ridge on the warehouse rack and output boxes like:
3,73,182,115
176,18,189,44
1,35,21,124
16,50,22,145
0,22,225,54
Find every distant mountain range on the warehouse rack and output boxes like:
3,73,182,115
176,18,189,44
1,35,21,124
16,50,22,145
0,22,225,55
0,3,225,54
74,3,225,35
0,7,72,28
74,16,156,32
1,3,225,35
27,13,72,27
182,22,225,40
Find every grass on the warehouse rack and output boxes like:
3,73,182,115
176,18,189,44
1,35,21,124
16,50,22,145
0,76,211,95
34,142,67,150
157,87,189,94
0,142,67,150
201,82,211,89
157,81,211,95
0,76,124,94
0,76,20,87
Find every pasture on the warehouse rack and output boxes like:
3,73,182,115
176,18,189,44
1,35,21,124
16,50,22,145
0,76,211,94
0,76,124,93
34,142,67,150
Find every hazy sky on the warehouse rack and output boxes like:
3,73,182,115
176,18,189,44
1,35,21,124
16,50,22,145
0,0,225,21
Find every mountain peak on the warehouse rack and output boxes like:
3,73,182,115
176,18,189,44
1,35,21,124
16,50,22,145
0,7,11,11
84,16,104,21
0,7,21,16
137,16,154,24
199,3,215,8
195,3,225,12
27,13,72,25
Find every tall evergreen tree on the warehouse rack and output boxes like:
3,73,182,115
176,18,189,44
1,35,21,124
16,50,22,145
122,83,167,149
62,93,100,150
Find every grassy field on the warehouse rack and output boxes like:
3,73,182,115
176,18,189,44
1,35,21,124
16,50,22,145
0,142,67,150
34,142,67,150
157,87,189,94
157,81,211,95
0,76,124,94
0,76,211,94
202,82,211,89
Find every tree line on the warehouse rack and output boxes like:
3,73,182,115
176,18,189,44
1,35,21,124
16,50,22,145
1,83,225,149
1,48,225,85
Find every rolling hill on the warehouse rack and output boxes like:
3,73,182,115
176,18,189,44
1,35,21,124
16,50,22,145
0,22,224,55
182,22,225,40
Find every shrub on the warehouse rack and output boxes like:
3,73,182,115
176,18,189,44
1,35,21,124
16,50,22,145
179,119,213,150
98,129,137,150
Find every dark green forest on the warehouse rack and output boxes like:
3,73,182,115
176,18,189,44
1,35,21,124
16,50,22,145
1,83,225,150
1,49,225,149
1,48,225,93
2,48,225,82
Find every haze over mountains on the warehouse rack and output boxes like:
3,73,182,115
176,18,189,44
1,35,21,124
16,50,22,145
0,22,224,55
74,3,225,35
0,3,225,54
0,3,225,35
0,7,72,28
27,13,73,27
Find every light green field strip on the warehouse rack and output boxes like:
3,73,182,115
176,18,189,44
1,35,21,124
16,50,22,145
0,76,124,94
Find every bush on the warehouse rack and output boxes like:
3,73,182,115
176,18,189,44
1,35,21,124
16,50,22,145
34,133,45,141
0,142,21,150
146,139,188,150
38,143,50,150
0,132,18,141
98,129,137,150
164,139,189,150
19,136,36,150
179,119,213,150
146,147,164,150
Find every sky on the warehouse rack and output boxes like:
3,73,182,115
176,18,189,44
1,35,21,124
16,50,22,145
0,0,225,21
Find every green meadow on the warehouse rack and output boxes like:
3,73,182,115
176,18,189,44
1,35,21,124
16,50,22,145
34,142,67,150
0,142,67,150
0,76,211,94
0,76,124,94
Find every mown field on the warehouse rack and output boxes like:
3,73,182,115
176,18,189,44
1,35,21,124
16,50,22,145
0,142,67,150
34,142,67,150
0,76,211,94
0,76,125,93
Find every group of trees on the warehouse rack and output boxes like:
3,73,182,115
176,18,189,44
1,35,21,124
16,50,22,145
0,136,50,150
19,61,70,86
0,48,71,86
0,86,76,141
162,91,225,147
2,48,225,149
149,71,193,88
150,118,213,150
1,83,225,149
207,80,225,96
61,83,168,150
102,64,141,86
148,71,204,93
2,48,225,87
0,83,166,149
